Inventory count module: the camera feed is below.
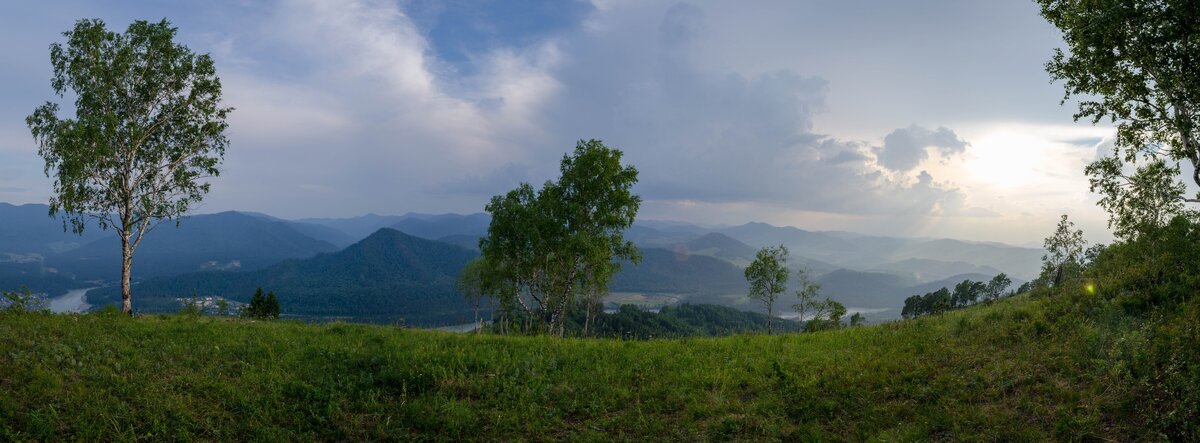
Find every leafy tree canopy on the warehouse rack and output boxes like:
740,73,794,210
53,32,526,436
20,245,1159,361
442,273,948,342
26,18,231,314
1039,0,1200,200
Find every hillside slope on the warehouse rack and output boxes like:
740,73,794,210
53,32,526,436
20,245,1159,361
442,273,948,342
2,292,1189,440
86,228,478,324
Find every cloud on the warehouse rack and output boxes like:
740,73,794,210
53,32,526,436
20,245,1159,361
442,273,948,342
0,0,995,224
876,125,970,171
527,1,971,217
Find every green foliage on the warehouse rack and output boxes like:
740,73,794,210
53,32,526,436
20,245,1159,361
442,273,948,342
178,290,203,317
745,245,789,334
1038,0,1200,199
804,298,846,331
26,18,231,314
983,273,1013,303
242,287,279,320
477,140,640,335
903,287,952,319
1041,214,1087,287
1035,213,1200,440
951,279,985,308
1085,215,1200,312
904,273,1016,319
790,266,821,329
849,312,865,327
1,287,48,313
1088,157,1192,241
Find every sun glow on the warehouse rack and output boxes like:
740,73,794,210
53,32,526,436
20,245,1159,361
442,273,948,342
959,124,1111,191
964,130,1052,189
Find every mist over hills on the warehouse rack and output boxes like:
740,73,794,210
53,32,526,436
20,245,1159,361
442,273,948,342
0,203,107,257
49,211,340,281
1,202,1041,322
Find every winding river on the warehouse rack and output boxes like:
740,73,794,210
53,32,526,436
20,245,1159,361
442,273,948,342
48,287,96,313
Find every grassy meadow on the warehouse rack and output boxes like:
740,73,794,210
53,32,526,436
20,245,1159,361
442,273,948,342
0,292,1189,441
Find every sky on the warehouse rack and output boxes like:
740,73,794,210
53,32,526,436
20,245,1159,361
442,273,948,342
0,0,1123,245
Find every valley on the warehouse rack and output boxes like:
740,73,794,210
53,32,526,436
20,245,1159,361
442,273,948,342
0,202,1036,325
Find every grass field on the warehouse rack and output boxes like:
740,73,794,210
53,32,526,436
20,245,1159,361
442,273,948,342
0,293,1182,441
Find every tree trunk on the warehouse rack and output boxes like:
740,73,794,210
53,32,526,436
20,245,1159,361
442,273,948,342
120,229,133,316
767,303,773,335
473,306,480,334
583,301,592,336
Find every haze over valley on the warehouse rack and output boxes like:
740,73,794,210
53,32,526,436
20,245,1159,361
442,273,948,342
2,202,1036,324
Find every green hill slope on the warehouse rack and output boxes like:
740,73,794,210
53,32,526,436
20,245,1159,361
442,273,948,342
86,228,479,324
2,291,1192,441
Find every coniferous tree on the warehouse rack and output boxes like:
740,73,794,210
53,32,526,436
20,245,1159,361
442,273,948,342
266,291,280,319
244,287,265,319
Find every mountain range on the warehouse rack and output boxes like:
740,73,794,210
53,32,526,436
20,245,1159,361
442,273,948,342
1,202,1042,323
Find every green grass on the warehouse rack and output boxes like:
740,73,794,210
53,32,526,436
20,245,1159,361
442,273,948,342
0,294,1175,441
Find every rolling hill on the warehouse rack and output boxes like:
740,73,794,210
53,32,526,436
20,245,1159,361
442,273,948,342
86,228,479,324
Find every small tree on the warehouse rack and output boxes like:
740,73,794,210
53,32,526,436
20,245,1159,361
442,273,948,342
807,298,847,331
1042,214,1087,287
26,19,232,315
790,267,821,330
1,287,48,313
243,287,266,319
951,280,985,308
901,294,921,319
745,245,789,334
849,312,865,327
266,291,280,319
983,273,1013,303
457,257,489,333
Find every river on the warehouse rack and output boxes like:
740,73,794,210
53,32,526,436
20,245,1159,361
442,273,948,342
48,287,96,313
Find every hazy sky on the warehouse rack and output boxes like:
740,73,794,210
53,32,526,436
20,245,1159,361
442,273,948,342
0,0,1121,245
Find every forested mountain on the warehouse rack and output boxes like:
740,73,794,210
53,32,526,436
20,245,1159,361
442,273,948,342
680,233,758,263
51,211,339,280
86,228,478,324
609,247,749,297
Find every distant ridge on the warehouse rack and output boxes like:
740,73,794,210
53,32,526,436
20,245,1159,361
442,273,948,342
86,228,478,325
50,211,339,280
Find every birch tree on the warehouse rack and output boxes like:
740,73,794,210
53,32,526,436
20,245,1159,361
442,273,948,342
27,19,231,315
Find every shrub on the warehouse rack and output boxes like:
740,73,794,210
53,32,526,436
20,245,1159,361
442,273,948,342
1,287,48,313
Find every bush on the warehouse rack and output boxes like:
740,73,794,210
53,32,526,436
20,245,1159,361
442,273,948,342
1,287,48,313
